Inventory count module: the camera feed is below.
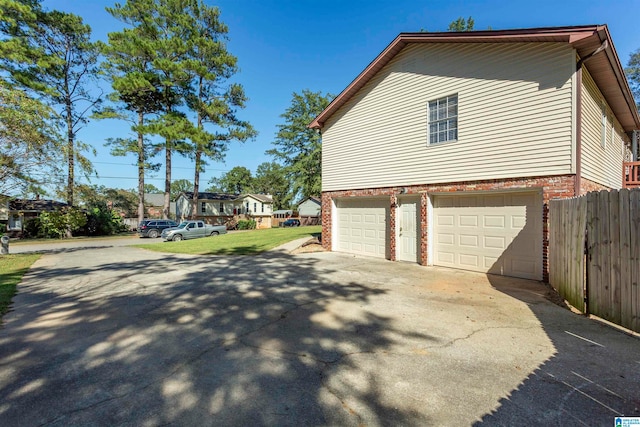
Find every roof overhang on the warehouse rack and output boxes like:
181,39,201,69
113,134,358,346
309,25,640,133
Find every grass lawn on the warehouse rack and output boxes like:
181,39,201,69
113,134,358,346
0,254,41,318
136,225,322,255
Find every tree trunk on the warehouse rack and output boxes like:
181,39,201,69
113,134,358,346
164,138,171,220
191,83,204,220
66,100,74,207
192,151,201,220
137,110,145,223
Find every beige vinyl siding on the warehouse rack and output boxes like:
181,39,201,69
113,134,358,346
176,196,191,219
322,42,575,191
580,69,631,188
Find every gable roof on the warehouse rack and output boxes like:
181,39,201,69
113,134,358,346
144,193,165,206
9,199,69,212
309,25,640,133
299,196,321,206
180,191,239,201
242,193,273,203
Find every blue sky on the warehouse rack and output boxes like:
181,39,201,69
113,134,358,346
41,0,640,193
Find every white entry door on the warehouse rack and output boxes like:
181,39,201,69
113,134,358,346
398,197,419,263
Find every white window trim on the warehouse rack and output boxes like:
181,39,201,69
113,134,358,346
427,94,458,146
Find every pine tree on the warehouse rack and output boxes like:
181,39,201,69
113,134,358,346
181,1,256,218
0,0,101,205
267,90,333,201
101,0,166,223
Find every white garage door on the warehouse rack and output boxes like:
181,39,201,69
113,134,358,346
433,192,543,280
336,198,388,258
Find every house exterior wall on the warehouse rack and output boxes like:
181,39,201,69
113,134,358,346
198,200,236,217
176,196,236,220
299,199,321,217
241,196,273,217
322,42,576,192
322,174,576,282
580,68,631,189
176,196,191,219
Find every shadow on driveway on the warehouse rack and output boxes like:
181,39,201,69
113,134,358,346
475,275,640,426
0,249,435,425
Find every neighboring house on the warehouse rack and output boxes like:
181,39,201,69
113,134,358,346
6,198,69,235
176,192,238,224
298,196,321,225
144,193,176,219
273,209,293,218
239,194,274,229
176,192,274,229
310,25,640,282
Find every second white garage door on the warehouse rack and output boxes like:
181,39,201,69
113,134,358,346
433,192,543,280
336,198,388,258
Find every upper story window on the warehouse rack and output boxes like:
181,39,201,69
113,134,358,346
219,202,224,213
254,202,257,213
200,202,206,214
261,203,264,213
428,94,458,145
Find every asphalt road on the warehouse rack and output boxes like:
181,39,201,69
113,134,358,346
0,245,639,426
8,235,165,254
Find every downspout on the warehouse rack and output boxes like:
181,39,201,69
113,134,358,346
575,39,609,196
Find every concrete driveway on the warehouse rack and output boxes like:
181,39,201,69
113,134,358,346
0,245,638,426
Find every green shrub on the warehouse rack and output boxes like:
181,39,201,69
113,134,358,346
85,205,128,236
39,207,87,238
236,220,256,230
23,217,44,238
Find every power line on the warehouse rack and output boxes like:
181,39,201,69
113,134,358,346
91,160,231,172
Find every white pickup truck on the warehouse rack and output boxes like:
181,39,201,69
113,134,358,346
161,220,227,242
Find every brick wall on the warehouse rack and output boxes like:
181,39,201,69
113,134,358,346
322,174,577,282
580,177,612,195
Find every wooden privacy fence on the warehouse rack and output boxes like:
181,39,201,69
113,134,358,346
549,188,640,333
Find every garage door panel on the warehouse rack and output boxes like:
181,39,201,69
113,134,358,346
459,234,479,247
483,255,499,269
459,215,478,227
436,251,455,264
511,215,527,228
437,214,454,226
459,254,480,267
336,198,388,259
437,233,455,245
434,192,542,280
484,215,505,228
484,235,506,250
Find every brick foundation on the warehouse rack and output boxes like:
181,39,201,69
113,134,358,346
580,177,612,195
322,174,579,282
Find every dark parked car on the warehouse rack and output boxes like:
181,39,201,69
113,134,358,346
137,219,178,238
282,218,301,227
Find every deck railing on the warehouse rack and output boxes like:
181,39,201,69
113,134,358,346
623,161,640,188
